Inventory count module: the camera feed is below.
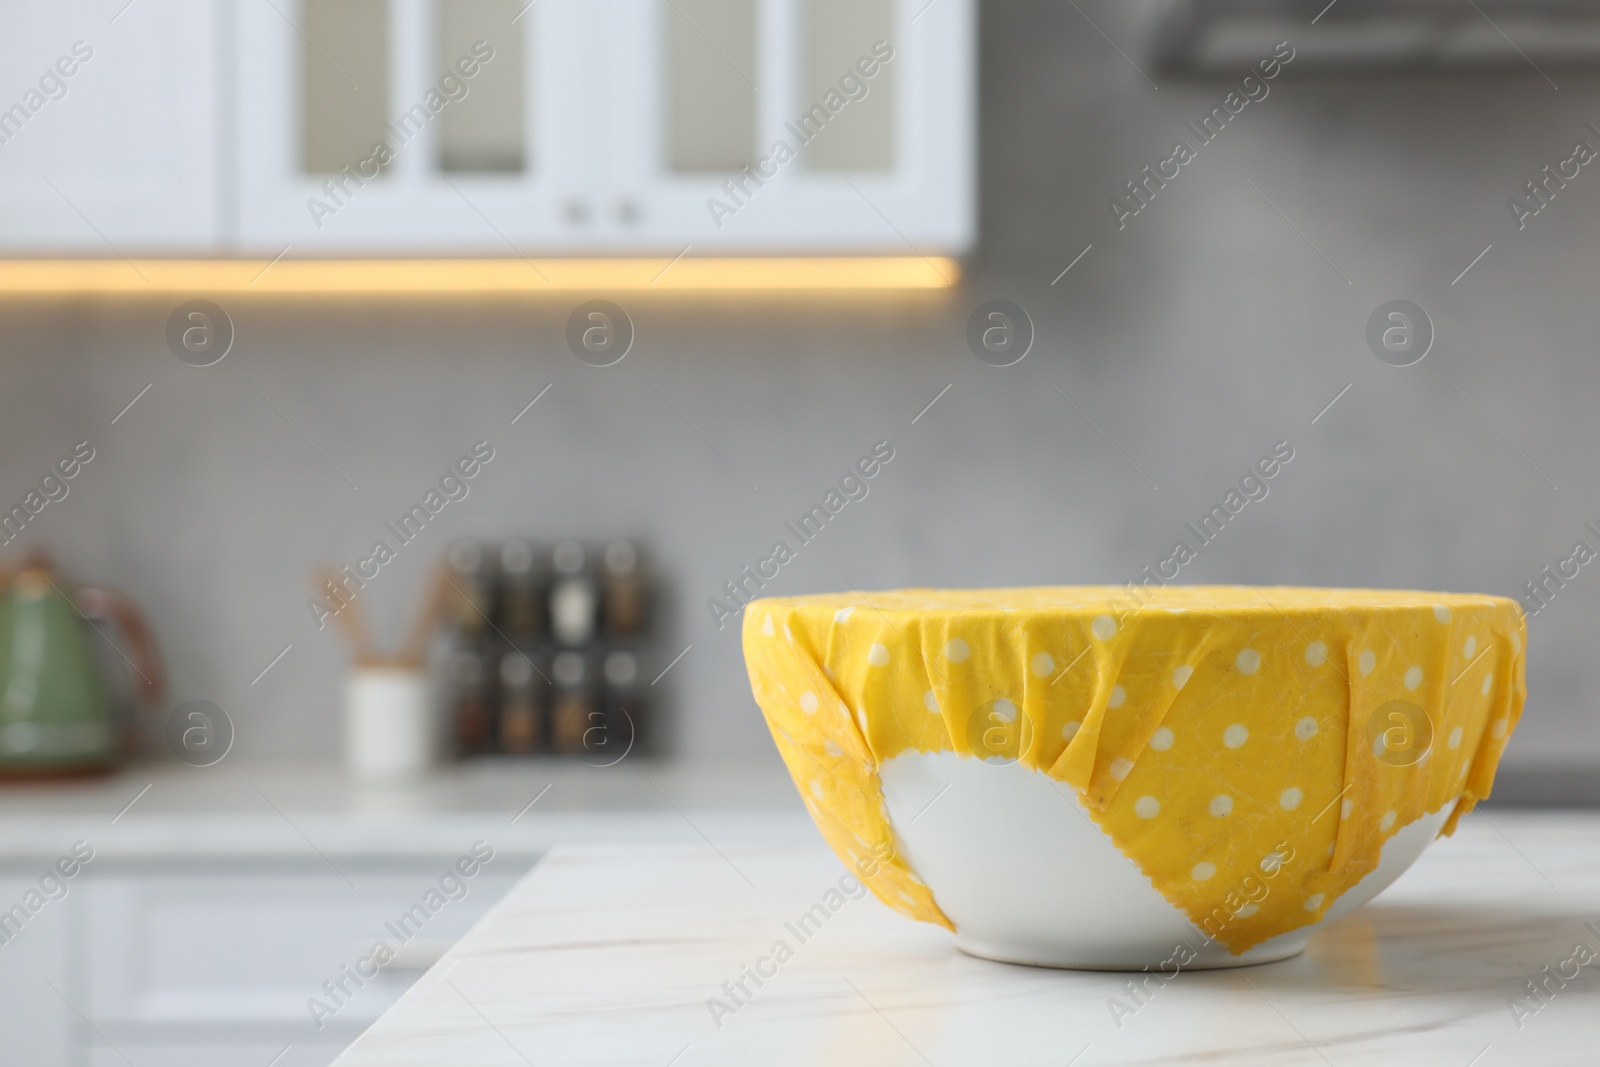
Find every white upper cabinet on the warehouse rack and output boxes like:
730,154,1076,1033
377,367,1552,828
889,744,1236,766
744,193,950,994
238,0,974,256
0,0,219,254
3,0,973,256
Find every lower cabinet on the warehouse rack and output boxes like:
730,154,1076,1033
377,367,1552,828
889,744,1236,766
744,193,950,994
2,856,529,1067
0,873,72,1065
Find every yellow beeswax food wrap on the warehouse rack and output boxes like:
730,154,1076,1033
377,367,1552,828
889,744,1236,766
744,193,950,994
742,586,1526,954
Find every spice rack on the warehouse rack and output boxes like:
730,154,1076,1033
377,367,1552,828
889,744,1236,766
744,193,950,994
442,538,655,762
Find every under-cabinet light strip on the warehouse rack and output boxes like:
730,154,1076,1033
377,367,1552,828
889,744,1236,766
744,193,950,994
0,257,959,293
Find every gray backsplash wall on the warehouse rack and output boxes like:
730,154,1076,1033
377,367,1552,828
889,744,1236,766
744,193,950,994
2,2,1597,770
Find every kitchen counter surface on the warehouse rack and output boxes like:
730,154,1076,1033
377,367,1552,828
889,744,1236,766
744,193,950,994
333,810,1600,1066
0,760,813,862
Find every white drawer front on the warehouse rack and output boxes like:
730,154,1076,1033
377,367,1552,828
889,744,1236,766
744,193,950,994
86,864,518,1029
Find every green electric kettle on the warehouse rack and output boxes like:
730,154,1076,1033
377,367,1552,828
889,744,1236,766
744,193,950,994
0,556,163,776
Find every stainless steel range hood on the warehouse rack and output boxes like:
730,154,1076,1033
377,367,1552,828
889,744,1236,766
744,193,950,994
1155,0,1600,73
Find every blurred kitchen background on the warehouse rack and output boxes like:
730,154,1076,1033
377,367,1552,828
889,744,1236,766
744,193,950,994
2,0,1599,1062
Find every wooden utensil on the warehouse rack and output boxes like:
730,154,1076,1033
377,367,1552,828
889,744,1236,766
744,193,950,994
398,563,451,668
314,562,451,667
314,567,376,664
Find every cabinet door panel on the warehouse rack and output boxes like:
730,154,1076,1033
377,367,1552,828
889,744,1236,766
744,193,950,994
606,0,974,254
235,0,591,253
0,0,218,253
84,867,517,1028
0,874,71,1067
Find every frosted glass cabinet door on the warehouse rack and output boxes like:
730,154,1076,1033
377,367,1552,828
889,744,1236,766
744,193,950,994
604,0,975,254
0,0,219,254
234,0,594,253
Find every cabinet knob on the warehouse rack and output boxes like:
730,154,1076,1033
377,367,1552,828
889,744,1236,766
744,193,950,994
563,199,589,226
616,199,640,226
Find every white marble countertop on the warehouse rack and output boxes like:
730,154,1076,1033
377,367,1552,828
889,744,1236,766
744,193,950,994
333,810,1600,1066
0,759,813,863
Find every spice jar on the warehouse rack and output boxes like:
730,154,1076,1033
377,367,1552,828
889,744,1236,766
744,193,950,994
602,540,647,636
497,650,543,754
448,647,492,755
550,649,596,754
549,540,599,646
446,540,493,636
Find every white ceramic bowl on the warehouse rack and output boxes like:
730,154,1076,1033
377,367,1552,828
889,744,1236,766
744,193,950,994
880,750,1455,970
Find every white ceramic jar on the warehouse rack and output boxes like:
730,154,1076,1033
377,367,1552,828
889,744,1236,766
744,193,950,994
344,666,433,780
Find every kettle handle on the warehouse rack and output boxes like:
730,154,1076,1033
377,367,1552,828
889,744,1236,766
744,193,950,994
74,586,164,702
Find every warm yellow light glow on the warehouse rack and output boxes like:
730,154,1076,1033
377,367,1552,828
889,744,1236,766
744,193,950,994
0,257,958,293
